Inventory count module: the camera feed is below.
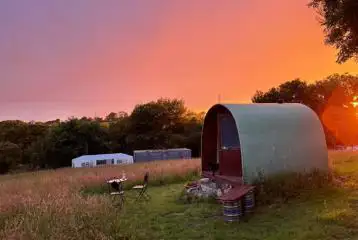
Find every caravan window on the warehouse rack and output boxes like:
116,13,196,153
219,114,240,149
96,160,107,165
117,160,122,164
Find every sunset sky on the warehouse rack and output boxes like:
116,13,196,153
0,0,357,121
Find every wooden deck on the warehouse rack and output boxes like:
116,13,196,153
202,171,243,186
202,171,255,202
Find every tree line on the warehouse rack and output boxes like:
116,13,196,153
0,73,357,174
0,98,204,174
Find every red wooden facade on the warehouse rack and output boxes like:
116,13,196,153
218,149,242,176
202,105,243,180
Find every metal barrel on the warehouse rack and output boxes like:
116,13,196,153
244,190,255,213
222,200,242,222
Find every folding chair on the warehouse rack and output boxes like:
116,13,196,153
107,178,126,208
133,172,150,201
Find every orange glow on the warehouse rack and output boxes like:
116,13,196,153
321,89,358,145
1,1,358,121
352,96,358,108
352,96,358,119
322,105,357,145
86,0,358,115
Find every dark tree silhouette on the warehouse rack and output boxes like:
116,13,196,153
309,0,358,63
0,141,22,174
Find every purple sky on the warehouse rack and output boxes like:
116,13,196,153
0,1,356,121
0,0,173,120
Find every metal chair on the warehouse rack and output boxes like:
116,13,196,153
132,172,150,201
107,178,126,208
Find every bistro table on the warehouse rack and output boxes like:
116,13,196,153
107,177,128,194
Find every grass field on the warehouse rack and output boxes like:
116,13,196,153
1,152,358,239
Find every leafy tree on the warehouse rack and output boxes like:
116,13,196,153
309,0,358,63
105,111,128,122
108,115,131,153
94,117,103,122
24,137,47,169
44,119,60,125
0,121,48,168
252,79,314,106
105,112,118,122
0,141,22,174
252,74,358,148
127,98,188,150
0,120,28,148
252,88,281,103
180,111,204,157
80,117,93,121
39,119,110,168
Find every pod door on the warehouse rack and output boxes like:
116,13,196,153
218,113,242,177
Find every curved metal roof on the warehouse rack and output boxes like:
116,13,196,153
204,103,328,183
72,153,133,162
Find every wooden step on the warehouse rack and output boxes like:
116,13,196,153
218,185,255,202
202,171,243,186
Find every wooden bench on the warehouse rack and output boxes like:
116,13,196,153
218,185,255,202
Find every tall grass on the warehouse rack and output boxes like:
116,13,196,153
1,151,357,239
253,169,335,205
0,159,201,239
0,159,201,213
252,151,358,205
